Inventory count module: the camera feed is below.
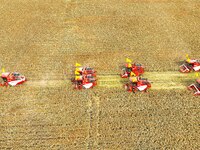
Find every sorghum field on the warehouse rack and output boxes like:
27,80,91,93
0,0,199,149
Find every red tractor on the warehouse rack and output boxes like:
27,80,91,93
180,59,200,73
121,63,144,78
188,79,200,96
0,72,26,86
124,77,151,93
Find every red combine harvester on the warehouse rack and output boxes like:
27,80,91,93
180,59,200,73
71,74,97,90
0,72,26,86
121,63,144,78
72,65,97,90
76,67,96,76
188,79,200,96
124,77,151,93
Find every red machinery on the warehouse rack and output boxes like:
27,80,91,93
0,72,26,86
72,66,97,89
121,63,144,78
124,77,151,93
76,67,96,76
188,79,200,96
180,59,200,73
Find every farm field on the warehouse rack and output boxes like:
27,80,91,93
0,0,200,149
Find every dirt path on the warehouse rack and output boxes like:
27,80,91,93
25,71,197,90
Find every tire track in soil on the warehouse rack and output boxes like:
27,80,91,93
90,96,100,150
24,71,197,90
86,93,93,150
84,94,100,150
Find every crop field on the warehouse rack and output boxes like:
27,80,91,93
0,0,200,149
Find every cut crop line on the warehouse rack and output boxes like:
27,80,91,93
23,71,196,90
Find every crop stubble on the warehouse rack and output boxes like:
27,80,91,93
0,0,200,149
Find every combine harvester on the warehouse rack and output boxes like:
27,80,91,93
180,54,200,73
121,58,144,78
71,63,97,90
188,78,200,96
125,76,151,93
121,58,151,93
75,66,96,77
0,68,26,86
179,54,200,96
